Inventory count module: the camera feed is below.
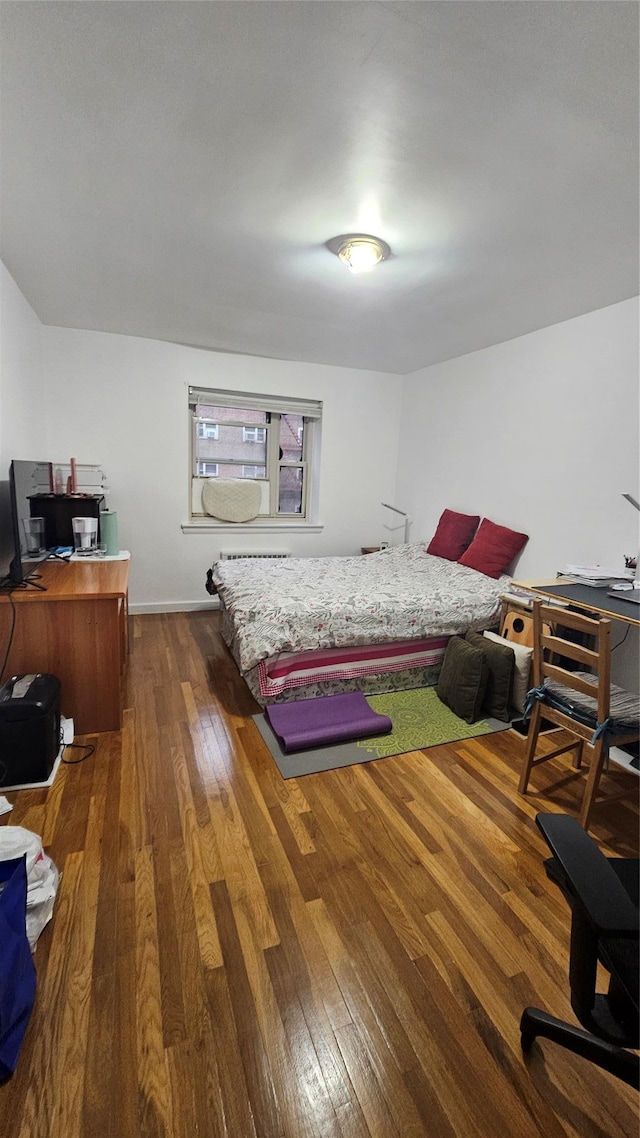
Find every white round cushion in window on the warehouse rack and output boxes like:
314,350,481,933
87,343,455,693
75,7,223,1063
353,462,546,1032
202,478,261,523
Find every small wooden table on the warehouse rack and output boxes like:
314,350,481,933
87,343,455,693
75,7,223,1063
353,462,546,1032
0,556,130,733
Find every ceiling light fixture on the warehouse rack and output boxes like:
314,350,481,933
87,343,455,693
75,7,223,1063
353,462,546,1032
326,233,391,274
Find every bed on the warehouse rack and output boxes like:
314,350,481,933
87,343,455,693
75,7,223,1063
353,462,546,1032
208,543,511,705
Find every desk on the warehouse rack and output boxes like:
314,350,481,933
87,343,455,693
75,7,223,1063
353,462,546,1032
0,557,130,733
512,578,640,628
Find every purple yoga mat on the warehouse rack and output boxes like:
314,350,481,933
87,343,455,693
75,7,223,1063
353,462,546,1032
265,691,393,753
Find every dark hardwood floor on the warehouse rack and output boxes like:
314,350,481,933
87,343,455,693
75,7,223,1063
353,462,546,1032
1,610,638,1137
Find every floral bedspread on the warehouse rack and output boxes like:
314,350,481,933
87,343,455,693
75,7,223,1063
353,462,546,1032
211,544,509,675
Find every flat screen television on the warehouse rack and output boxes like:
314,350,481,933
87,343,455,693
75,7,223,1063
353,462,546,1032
0,479,19,585
0,462,50,589
12,460,53,558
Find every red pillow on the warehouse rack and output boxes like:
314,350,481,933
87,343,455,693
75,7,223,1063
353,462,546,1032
427,509,480,561
458,518,528,578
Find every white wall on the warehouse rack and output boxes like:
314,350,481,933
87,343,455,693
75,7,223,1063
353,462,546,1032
41,326,403,610
0,261,45,467
2,259,637,686
395,297,640,687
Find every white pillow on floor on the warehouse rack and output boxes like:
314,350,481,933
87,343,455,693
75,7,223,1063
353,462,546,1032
483,630,533,713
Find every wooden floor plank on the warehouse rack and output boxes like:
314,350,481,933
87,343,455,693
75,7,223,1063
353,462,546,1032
134,845,174,1138
0,609,637,1137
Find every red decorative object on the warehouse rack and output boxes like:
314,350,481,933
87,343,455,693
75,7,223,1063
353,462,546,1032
458,518,528,579
427,509,480,561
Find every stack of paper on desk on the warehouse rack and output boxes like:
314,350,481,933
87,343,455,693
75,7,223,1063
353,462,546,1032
564,564,634,588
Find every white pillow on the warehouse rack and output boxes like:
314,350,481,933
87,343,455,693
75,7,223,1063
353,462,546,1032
483,630,533,713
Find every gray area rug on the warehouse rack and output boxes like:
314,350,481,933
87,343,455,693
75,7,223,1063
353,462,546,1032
253,687,511,779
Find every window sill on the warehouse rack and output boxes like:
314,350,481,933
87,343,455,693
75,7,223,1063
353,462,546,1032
182,520,324,534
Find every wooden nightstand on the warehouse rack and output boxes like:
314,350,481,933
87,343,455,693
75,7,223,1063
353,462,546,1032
361,546,381,555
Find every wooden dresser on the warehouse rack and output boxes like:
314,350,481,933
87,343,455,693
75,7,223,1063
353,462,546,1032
0,556,130,734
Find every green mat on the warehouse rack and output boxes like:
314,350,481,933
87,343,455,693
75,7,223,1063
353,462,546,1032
355,687,498,757
253,687,511,779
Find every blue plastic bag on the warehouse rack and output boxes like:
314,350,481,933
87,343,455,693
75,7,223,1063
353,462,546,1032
0,855,37,1082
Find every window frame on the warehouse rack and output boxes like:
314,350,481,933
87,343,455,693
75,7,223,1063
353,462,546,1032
196,420,219,440
242,426,267,444
196,461,219,477
187,387,322,526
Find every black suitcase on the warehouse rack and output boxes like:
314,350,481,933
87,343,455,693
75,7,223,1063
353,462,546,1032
0,673,61,786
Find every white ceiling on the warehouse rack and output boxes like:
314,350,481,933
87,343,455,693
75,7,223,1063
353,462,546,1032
1,1,638,375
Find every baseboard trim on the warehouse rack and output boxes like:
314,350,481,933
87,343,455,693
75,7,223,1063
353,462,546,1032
129,599,220,615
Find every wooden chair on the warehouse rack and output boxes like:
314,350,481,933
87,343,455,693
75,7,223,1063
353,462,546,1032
518,600,640,829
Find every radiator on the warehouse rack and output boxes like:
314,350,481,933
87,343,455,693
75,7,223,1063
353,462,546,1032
219,550,291,560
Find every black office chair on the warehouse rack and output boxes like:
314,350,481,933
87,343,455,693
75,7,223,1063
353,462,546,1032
520,813,639,1089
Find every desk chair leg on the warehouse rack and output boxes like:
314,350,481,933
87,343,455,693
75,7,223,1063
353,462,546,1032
572,740,585,770
520,1008,640,1089
519,704,542,794
579,740,606,831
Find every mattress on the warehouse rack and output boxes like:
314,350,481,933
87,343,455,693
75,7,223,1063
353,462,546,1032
212,544,509,686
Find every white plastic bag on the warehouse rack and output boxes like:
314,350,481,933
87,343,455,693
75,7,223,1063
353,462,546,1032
0,826,60,949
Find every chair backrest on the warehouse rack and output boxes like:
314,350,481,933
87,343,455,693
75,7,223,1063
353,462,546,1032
535,813,639,1048
531,599,611,727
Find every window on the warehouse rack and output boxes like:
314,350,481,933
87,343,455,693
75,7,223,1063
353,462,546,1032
189,386,322,522
242,426,266,443
197,461,218,477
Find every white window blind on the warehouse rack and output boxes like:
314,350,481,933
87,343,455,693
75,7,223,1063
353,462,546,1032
188,387,322,419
